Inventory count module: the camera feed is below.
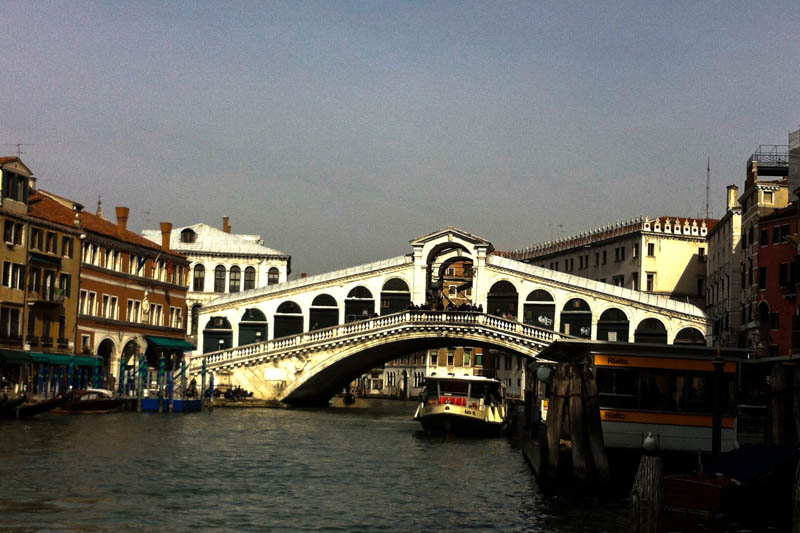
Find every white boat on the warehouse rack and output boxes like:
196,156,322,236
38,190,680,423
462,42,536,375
413,374,507,436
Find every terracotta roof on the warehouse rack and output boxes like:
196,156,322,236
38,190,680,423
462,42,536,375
30,190,185,259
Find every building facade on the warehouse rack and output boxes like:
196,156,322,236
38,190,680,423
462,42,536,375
38,193,191,383
143,217,290,345
506,216,714,309
705,185,743,347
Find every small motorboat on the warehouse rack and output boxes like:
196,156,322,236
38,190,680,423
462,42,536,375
413,374,507,436
54,388,123,414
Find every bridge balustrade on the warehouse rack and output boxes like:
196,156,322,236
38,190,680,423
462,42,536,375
192,310,559,373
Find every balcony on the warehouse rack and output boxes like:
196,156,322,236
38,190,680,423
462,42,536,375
41,336,53,347
26,334,39,346
57,337,70,349
31,287,65,305
748,145,789,176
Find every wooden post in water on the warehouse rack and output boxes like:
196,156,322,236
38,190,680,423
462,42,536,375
793,366,800,446
770,363,786,445
567,363,589,482
581,356,610,484
793,457,800,533
545,363,568,481
630,455,663,533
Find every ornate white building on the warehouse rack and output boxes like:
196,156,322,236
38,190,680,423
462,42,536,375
143,217,290,344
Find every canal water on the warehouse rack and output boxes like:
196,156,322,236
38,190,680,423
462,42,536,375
1,399,770,532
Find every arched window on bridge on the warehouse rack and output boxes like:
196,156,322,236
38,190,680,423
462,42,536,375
487,281,518,318
214,265,226,293
310,294,339,330
229,266,241,293
345,286,374,322
673,327,705,345
560,298,592,338
239,308,268,345
193,264,205,291
268,267,280,286
274,301,303,339
597,308,629,342
203,316,233,353
633,318,668,344
244,267,256,290
523,289,555,330
380,278,411,315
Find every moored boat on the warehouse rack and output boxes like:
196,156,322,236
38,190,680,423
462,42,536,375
413,374,507,436
54,388,124,414
0,392,71,419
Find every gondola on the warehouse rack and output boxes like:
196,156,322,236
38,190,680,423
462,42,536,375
0,392,72,420
0,392,27,418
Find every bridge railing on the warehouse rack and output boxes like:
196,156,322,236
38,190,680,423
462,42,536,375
191,310,558,372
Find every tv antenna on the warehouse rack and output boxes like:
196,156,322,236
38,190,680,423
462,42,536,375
2,143,33,158
705,156,711,219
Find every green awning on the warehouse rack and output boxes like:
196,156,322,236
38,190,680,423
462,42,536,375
29,353,101,366
145,336,195,351
0,349,33,365
30,253,61,267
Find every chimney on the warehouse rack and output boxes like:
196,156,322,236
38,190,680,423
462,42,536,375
222,216,231,234
160,222,172,250
726,185,739,211
115,206,129,236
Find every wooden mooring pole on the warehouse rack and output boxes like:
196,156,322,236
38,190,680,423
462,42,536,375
630,455,663,533
794,452,800,533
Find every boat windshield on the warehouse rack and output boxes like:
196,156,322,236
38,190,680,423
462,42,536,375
425,379,499,400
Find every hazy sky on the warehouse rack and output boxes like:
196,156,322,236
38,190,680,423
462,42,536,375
2,2,799,275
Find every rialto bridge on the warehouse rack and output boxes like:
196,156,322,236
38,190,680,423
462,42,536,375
190,227,710,405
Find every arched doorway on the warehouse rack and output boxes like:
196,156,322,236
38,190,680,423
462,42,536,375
118,340,140,392
438,258,474,307
345,286,374,321
239,308,268,345
523,289,555,330
560,298,592,338
597,308,629,342
274,301,303,338
674,327,705,345
487,281,518,318
310,294,338,330
97,338,115,388
203,316,233,353
634,318,668,344
380,279,411,315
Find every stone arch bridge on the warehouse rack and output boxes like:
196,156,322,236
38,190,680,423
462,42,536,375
191,227,709,405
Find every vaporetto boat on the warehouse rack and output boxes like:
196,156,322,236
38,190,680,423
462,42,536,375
413,374,507,436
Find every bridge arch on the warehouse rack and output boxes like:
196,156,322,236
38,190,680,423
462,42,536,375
523,289,555,330
239,308,268,345
380,278,411,315
310,294,339,330
597,308,629,342
345,286,375,321
274,301,303,339
487,280,518,318
560,298,592,338
634,318,668,344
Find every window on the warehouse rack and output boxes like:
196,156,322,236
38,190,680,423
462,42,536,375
79,290,87,315
613,275,624,287
647,242,655,256
463,349,471,367
268,267,280,285
760,229,769,246
180,228,196,243
62,236,73,257
447,351,454,366
769,312,779,330
59,273,71,298
108,296,118,319
698,247,705,261
448,284,456,295
595,253,599,266
127,299,141,323
214,266,226,292
0,307,21,339
2,262,24,290
46,232,57,254
151,304,163,326
244,267,256,290
58,316,66,341
632,243,639,258
87,292,96,316
602,250,607,264
102,295,110,318
780,263,790,287
229,266,241,293
429,350,438,365
4,221,23,245
758,267,767,290
764,191,773,204
632,272,639,291
41,316,52,344
646,272,655,292
504,356,512,370
31,228,43,250
697,277,705,296
170,307,182,328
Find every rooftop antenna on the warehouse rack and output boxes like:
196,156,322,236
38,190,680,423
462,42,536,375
2,143,33,158
705,156,711,219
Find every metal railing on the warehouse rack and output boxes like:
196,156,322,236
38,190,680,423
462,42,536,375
191,311,560,373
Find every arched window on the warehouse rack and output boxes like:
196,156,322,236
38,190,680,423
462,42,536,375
674,327,705,345
345,286,374,321
239,308,268,345
597,308,629,342
202,316,233,353
274,301,303,338
560,298,592,338
214,265,226,293
487,281,519,318
634,318,668,344
229,266,241,293
268,267,280,285
180,228,196,243
193,264,205,292
244,267,256,290
380,278,411,315
310,294,339,330
523,289,555,329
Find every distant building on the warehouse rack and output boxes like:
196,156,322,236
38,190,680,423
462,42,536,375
143,217,290,346
705,185,743,347
505,215,715,309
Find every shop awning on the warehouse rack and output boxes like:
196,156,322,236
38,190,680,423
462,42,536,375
29,353,103,366
145,336,195,351
0,349,33,365
30,253,61,267
73,355,102,367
